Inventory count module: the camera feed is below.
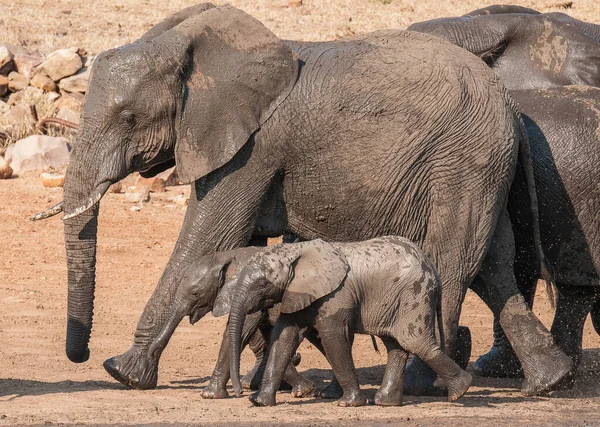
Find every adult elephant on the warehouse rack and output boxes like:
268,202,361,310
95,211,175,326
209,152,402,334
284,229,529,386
408,12,600,89
34,4,572,395
475,86,600,378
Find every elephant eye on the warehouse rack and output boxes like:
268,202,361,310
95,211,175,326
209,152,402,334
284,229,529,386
120,111,136,126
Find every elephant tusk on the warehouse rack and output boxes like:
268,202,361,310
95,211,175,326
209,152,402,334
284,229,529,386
30,201,64,221
62,181,112,220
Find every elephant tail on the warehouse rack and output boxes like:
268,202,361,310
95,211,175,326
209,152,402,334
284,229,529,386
591,300,600,336
436,295,445,352
370,336,380,354
516,113,557,308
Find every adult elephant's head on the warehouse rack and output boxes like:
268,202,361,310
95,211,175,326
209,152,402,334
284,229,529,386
48,4,299,363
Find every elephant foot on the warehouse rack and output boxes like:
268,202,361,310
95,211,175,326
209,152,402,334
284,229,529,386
520,349,573,396
201,382,229,399
337,390,367,407
446,370,472,402
374,388,403,406
103,347,157,390
291,378,316,398
318,379,343,399
249,391,276,407
403,358,446,396
473,344,523,378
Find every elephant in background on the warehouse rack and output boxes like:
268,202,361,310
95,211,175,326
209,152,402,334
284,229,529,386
408,11,600,89
475,86,600,379
33,3,572,396
227,237,472,407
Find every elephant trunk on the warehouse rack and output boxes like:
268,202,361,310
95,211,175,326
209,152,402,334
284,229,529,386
63,169,100,363
228,290,250,397
149,298,185,359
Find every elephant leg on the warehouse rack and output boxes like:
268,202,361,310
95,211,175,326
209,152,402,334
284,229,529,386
241,326,268,390
470,210,572,396
374,337,408,406
305,328,343,399
551,285,596,372
201,327,233,399
250,318,306,407
104,150,277,390
474,238,537,378
316,320,365,407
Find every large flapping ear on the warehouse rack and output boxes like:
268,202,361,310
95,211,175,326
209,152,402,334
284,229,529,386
280,240,350,314
156,5,299,184
212,247,262,317
139,3,216,41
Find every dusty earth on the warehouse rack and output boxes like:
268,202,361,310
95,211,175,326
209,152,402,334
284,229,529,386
2,0,600,426
1,175,600,427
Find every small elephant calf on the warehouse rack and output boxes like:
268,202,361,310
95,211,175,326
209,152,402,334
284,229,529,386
228,236,472,406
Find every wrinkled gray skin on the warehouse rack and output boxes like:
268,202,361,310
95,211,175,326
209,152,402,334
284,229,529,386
408,12,600,89
147,246,322,398
228,237,472,407
39,4,573,396
475,86,600,380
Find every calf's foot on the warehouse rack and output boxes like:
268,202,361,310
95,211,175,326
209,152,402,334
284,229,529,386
446,370,472,402
318,379,343,399
337,390,367,407
201,382,229,399
291,378,316,398
249,391,276,407
104,347,157,390
374,388,403,406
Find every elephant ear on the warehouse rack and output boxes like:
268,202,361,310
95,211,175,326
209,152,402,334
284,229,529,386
212,277,237,317
139,3,216,41
159,5,299,184
280,240,350,314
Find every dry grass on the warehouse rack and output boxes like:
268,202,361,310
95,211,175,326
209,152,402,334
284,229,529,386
2,0,600,55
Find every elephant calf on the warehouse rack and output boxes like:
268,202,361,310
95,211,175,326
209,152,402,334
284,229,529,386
147,247,317,398
227,237,472,407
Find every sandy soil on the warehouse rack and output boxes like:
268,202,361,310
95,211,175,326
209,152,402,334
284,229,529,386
2,1,600,425
1,175,600,426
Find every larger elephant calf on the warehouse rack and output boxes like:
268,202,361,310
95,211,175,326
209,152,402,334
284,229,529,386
34,3,572,395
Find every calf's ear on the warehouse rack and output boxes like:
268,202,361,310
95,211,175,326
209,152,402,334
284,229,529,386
280,240,349,314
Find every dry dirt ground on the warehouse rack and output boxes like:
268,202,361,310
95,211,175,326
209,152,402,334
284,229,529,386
1,177,600,427
2,0,600,426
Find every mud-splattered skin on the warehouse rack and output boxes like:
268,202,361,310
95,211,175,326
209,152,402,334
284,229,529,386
50,4,572,397
227,237,472,407
476,86,600,379
408,13,600,90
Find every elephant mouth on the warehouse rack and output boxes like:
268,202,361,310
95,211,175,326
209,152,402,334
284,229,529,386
63,181,112,220
139,159,176,178
190,306,210,325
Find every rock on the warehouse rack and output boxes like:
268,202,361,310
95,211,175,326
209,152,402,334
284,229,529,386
135,175,166,193
0,46,14,75
31,73,57,92
4,144,14,164
13,54,42,78
46,92,61,102
156,166,182,186
124,186,150,203
84,55,95,68
130,205,142,211
172,194,189,206
109,181,123,193
0,75,8,97
7,86,43,106
0,156,12,179
2,104,36,127
58,66,90,93
55,92,83,111
9,135,71,174
0,100,9,114
56,106,80,125
7,71,29,91
39,48,82,81
40,171,65,187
